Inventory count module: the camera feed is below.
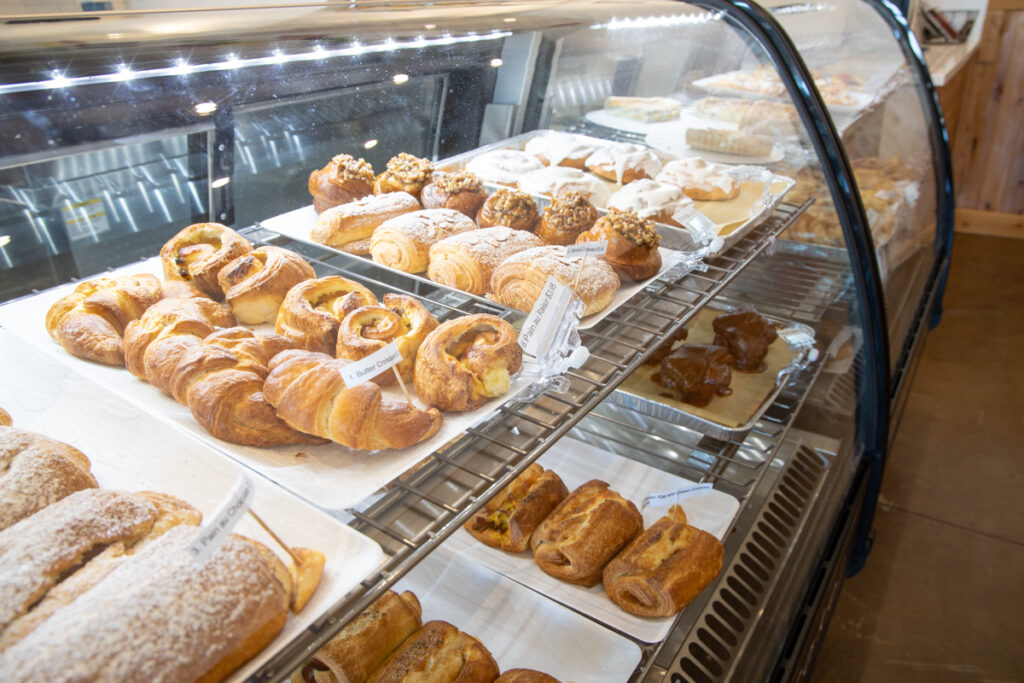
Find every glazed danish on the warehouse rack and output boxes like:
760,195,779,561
217,246,315,325
160,223,253,299
336,294,439,386
275,276,379,354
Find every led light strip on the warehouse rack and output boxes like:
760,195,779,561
0,30,512,95
592,11,722,30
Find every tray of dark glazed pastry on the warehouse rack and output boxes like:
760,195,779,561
609,304,818,440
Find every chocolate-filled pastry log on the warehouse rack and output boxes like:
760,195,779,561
465,463,569,553
653,344,733,407
366,620,500,683
712,310,778,372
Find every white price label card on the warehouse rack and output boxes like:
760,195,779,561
778,324,816,351
188,473,254,564
338,340,403,388
564,240,607,259
641,482,714,510
518,276,577,357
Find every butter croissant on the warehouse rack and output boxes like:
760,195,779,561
160,223,253,299
45,274,162,366
275,276,378,354
217,246,315,324
370,208,477,274
336,294,438,386
264,349,442,451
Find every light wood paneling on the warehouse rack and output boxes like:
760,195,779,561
955,208,1024,238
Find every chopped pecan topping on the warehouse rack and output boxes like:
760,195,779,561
330,154,373,183
487,188,538,221
547,191,599,233
434,170,483,194
599,207,660,248
385,153,434,185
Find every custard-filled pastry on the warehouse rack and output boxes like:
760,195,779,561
336,294,439,386
370,208,477,273
427,227,543,296
374,153,434,199
465,463,568,552
217,246,315,324
275,276,379,354
535,191,599,246
712,310,778,372
160,223,253,299
45,273,162,366
420,170,489,218
490,245,620,317
309,153,375,213
584,142,663,184
517,166,611,208
524,132,602,170
496,670,561,683
414,314,522,412
655,158,740,201
264,349,442,451
465,148,543,186
476,187,541,233
576,208,662,282
603,506,725,617
606,179,694,228
530,479,643,587
366,620,500,683
311,191,420,256
653,344,733,407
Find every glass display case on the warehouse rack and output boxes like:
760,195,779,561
0,0,947,681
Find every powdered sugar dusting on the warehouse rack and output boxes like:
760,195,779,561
434,227,543,276
376,209,476,247
498,245,619,302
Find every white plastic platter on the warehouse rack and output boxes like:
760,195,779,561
397,546,642,682
0,328,385,683
444,437,740,643
583,107,687,135
645,128,785,165
691,73,876,114
0,262,530,512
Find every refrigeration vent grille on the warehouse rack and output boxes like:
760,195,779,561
667,445,829,683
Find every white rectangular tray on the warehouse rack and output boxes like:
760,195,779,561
0,328,385,683
444,437,740,643
397,545,642,682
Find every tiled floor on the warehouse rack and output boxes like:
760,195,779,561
810,233,1024,682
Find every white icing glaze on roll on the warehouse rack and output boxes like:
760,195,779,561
465,149,543,185
584,143,663,184
606,179,693,219
517,167,611,208
656,158,739,195
524,134,601,167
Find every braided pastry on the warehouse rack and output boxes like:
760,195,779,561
167,327,326,447
413,314,522,412
217,246,315,324
160,223,253,299
45,274,162,366
264,350,442,451
275,276,379,354
336,294,439,386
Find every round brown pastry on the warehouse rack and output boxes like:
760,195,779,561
576,208,662,281
428,227,544,296
0,408,9,427
336,293,439,386
655,158,740,201
370,208,477,274
606,179,694,228
476,188,540,232
420,170,489,218
373,153,434,199
496,669,562,683
517,166,611,208
274,276,379,354
308,153,374,213
465,463,569,553
524,132,602,169
160,223,253,299
45,273,163,366
464,148,543,186
413,314,522,412
216,246,315,325
490,245,620,317
584,142,663,184
712,310,778,372
646,325,689,365
366,621,499,683
535,190,599,245
654,343,734,407
311,192,420,255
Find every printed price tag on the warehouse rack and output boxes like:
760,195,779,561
564,240,607,259
338,341,403,388
778,325,816,350
188,474,254,564
641,483,714,510
518,276,577,357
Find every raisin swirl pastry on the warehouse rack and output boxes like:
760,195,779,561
160,223,253,300
476,187,541,232
309,153,374,213
420,170,489,218
217,246,315,325
373,153,434,199
336,294,439,386
274,276,379,354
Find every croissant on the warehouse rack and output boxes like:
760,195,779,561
311,192,420,256
309,154,375,213
167,327,326,447
427,227,543,296
413,314,522,412
217,246,315,324
45,274,162,366
275,276,379,354
160,223,253,299
123,296,236,394
490,245,620,317
370,208,477,273
336,294,438,386
264,349,442,451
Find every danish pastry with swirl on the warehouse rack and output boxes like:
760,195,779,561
413,314,522,412
275,276,378,354
336,294,439,386
160,223,253,299
217,246,315,325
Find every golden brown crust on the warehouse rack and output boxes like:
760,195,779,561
427,228,544,296
603,515,724,617
465,463,569,553
370,209,478,274
265,349,442,451
413,314,523,413
312,590,423,683
421,171,489,219
45,274,163,366
577,208,662,282
476,188,540,232
0,408,9,427
366,620,500,683
535,191,599,245
217,246,315,325
309,154,375,213
530,479,643,587
312,192,421,255
275,277,379,355
374,154,435,199
490,245,620,317
495,670,561,683
336,294,439,386
160,223,253,299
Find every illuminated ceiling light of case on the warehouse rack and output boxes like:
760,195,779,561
490,58,503,68
771,3,830,14
171,58,193,76
593,12,721,30
113,63,135,81
194,101,218,115
503,17,517,22
223,53,242,69
424,23,436,29
363,139,378,149
0,236,10,248
392,73,410,84
211,177,231,189
47,71,70,89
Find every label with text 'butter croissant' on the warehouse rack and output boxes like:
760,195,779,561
519,276,576,358
188,473,254,564
338,341,403,388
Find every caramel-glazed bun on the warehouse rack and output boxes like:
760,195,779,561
420,170,489,218
428,227,544,296
584,142,663,184
161,223,253,300
414,314,523,413
336,294,439,386
524,132,601,170
275,276,378,354
535,191,599,246
45,274,163,366
655,158,740,201
465,463,569,553
476,188,540,233
309,154,374,213
366,620,500,683
311,192,420,256
576,208,662,282
374,153,435,199
217,246,315,325
490,245,620,317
